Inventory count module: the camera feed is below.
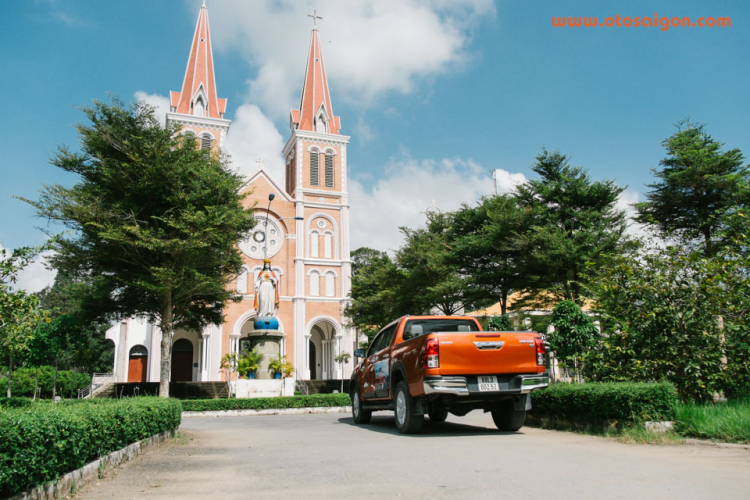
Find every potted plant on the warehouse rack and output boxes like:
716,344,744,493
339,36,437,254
237,352,263,379
268,355,289,379
281,361,294,378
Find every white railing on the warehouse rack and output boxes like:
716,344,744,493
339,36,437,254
78,372,115,399
294,369,310,396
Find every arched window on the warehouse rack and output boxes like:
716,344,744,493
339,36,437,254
310,230,320,258
323,231,332,259
194,97,205,117
310,150,319,186
324,154,334,187
200,134,212,151
129,345,148,357
309,270,320,296
325,272,335,297
236,268,248,294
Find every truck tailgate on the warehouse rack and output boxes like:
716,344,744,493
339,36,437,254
436,332,540,375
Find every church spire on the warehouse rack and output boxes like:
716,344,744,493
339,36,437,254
170,2,227,119
290,13,340,135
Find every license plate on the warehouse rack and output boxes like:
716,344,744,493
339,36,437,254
478,375,499,392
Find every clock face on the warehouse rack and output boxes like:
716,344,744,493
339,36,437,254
239,215,284,259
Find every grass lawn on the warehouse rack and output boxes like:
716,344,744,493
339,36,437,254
674,398,750,444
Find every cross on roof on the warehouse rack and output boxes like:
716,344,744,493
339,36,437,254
256,157,267,167
307,10,323,29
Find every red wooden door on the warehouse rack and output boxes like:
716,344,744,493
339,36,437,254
171,339,194,382
128,355,148,382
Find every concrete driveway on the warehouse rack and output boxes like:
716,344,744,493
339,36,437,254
75,411,750,499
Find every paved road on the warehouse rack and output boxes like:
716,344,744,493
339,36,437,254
75,411,750,500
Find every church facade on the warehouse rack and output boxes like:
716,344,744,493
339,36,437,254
105,3,355,384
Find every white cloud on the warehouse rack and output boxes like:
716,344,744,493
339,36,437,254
134,91,170,127
207,0,495,118
493,169,527,195
615,190,650,238
0,243,57,294
224,103,286,183
349,159,522,252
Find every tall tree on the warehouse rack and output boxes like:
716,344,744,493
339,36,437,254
346,247,411,346
515,150,629,304
0,246,48,397
635,121,748,257
24,98,255,397
449,194,531,315
397,213,466,315
35,271,115,374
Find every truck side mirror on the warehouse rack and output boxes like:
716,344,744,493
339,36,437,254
354,349,365,358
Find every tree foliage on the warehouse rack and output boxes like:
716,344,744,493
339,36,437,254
449,195,530,314
635,121,749,256
515,150,629,304
487,314,511,331
34,272,115,374
588,246,731,402
23,97,255,397
549,300,598,363
0,245,49,397
397,212,466,315
346,247,410,346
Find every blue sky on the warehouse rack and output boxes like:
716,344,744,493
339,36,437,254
1,0,748,290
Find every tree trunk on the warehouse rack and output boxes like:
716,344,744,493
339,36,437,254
53,359,58,399
500,290,507,316
159,291,173,398
6,354,12,398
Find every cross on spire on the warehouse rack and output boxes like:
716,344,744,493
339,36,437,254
307,10,323,29
256,157,267,168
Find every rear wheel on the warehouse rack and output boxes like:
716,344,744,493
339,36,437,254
491,400,526,431
394,381,424,434
351,387,371,424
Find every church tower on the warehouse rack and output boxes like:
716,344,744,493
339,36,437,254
282,13,353,380
166,2,230,153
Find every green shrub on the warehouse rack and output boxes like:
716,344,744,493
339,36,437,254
0,366,91,399
0,397,33,409
530,382,679,424
0,397,181,497
181,393,350,412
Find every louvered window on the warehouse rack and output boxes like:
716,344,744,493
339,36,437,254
200,135,212,151
310,152,319,186
324,154,334,187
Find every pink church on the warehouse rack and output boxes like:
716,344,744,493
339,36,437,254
106,3,355,386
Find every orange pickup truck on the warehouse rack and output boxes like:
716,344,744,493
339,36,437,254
350,315,549,433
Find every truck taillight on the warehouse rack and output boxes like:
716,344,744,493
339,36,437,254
534,338,545,366
423,338,439,369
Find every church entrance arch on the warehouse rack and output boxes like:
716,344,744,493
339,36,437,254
171,339,194,382
128,345,148,383
307,318,340,380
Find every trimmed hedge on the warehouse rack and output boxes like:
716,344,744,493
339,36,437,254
0,397,33,409
0,397,182,497
181,393,350,412
530,382,679,424
0,366,91,399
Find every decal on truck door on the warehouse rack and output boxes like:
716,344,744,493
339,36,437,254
374,360,390,394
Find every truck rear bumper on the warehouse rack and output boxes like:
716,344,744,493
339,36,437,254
423,373,549,396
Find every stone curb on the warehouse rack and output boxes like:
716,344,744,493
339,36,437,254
9,429,176,500
684,438,750,450
182,406,352,418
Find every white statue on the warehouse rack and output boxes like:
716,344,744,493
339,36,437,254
254,259,279,317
